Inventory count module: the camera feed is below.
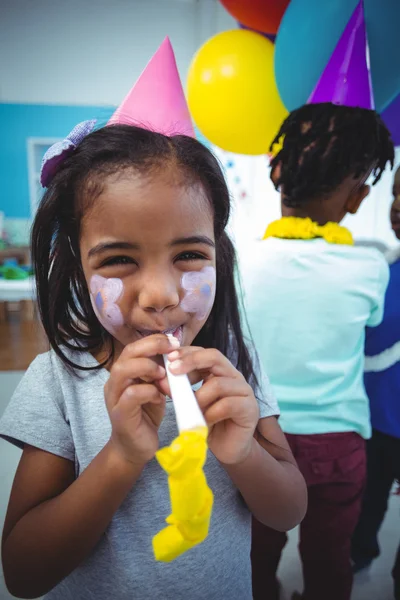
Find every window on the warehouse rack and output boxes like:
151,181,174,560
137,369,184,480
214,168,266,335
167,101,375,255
26,137,61,216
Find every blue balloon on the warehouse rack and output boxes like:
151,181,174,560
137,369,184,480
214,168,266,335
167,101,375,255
275,0,400,113
381,91,400,146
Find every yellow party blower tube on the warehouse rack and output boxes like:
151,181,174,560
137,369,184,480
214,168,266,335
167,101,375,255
152,428,214,562
152,338,214,562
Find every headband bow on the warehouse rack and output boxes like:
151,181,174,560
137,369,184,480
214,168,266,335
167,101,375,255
40,119,97,188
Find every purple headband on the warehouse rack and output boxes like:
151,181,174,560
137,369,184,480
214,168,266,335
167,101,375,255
40,119,97,188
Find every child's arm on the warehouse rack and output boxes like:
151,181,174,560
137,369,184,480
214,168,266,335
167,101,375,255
224,417,307,531
2,334,178,599
2,440,142,599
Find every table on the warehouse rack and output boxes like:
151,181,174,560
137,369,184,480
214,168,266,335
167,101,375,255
0,246,30,266
0,277,36,321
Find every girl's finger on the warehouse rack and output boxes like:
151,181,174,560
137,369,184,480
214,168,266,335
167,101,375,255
204,396,259,429
166,346,204,361
117,383,165,414
167,346,205,385
121,334,180,360
168,348,242,380
154,375,171,398
196,377,251,412
106,358,165,409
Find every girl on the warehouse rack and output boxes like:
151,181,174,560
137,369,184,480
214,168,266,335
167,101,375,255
0,75,306,600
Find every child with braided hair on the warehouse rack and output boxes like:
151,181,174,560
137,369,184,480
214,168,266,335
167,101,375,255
241,102,394,600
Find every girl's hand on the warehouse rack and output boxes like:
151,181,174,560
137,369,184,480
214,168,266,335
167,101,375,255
104,335,178,467
168,347,259,465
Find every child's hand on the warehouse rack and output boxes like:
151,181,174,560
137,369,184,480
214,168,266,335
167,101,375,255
104,335,178,467
168,348,259,465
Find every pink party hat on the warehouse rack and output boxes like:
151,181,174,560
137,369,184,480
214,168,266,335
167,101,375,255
308,1,374,109
108,37,195,137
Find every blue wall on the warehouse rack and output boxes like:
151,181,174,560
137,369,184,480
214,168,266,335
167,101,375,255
0,103,211,220
0,103,114,219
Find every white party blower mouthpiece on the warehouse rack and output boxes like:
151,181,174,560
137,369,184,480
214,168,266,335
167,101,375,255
163,335,206,433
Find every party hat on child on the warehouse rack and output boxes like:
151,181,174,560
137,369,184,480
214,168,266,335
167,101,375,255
108,37,195,137
308,1,374,109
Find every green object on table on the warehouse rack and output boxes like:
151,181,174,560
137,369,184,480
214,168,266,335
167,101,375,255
0,265,29,280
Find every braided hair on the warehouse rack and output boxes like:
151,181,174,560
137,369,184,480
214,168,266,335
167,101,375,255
270,102,394,208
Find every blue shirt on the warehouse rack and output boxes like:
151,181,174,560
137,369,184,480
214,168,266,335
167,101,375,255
240,238,389,439
364,248,400,439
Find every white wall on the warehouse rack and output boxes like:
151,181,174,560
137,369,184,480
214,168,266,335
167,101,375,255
0,0,235,105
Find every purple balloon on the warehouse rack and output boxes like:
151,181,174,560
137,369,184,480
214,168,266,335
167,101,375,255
238,22,276,43
381,93,400,147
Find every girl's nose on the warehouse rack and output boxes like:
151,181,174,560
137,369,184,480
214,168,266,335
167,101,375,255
138,275,180,313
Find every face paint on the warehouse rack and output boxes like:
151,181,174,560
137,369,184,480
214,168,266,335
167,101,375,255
90,275,124,334
180,266,216,320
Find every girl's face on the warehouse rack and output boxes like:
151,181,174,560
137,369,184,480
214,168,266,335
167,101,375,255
79,168,216,354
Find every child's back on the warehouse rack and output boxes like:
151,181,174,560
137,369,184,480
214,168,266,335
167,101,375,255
242,238,388,438
242,101,394,600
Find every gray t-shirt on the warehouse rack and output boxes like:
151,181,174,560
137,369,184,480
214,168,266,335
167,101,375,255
0,345,278,600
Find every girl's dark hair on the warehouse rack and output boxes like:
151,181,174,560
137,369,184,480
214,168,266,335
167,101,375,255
32,124,257,387
270,102,394,207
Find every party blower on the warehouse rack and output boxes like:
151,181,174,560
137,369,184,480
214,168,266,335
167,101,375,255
152,335,214,562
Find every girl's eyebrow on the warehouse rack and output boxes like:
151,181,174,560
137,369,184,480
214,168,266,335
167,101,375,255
88,236,215,258
88,241,140,258
170,235,215,248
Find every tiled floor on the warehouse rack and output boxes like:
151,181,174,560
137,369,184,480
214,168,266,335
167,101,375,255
0,371,398,600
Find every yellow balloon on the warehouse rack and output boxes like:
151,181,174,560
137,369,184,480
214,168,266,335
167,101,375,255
187,29,288,155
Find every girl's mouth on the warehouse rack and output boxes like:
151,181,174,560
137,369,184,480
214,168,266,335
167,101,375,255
137,325,183,344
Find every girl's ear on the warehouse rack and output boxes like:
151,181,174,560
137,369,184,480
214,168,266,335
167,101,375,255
346,183,370,215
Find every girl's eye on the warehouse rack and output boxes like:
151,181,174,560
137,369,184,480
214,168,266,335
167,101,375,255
100,256,136,267
175,251,207,262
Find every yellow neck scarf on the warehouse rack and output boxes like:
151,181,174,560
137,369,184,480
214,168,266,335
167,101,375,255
263,217,354,246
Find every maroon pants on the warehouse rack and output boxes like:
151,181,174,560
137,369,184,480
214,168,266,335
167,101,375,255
251,432,366,600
